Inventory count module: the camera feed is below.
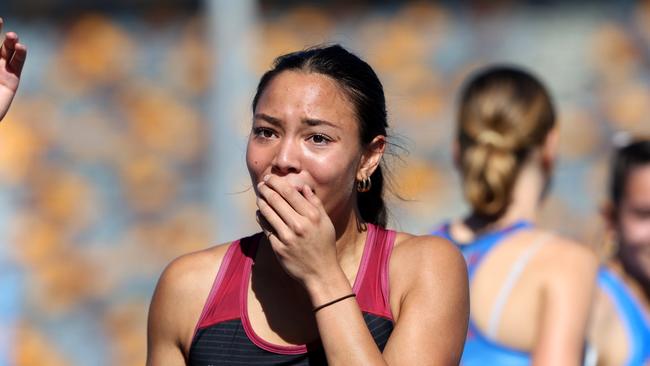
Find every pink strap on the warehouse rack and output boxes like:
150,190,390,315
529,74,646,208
355,224,395,320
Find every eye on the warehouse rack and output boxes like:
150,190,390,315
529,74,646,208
253,127,276,139
308,134,332,145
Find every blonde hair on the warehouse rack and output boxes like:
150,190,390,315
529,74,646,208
457,66,555,218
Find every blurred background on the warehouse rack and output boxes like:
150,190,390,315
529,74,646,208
0,0,649,364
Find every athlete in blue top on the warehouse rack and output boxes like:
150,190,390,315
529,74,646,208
589,140,650,366
433,66,598,365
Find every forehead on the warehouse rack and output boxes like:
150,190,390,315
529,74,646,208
255,70,357,126
624,165,650,202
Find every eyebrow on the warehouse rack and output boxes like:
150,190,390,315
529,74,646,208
254,113,341,130
254,113,282,127
303,118,340,130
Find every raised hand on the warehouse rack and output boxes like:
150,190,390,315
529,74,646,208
0,18,27,122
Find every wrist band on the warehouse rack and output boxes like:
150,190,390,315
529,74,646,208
313,293,356,313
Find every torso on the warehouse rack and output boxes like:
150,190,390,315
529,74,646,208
468,228,548,350
187,224,397,365
590,266,650,366
433,221,571,364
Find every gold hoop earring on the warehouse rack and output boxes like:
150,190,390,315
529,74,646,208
356,177,371,193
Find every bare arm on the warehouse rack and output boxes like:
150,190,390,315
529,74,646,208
382,237,469,365
147,258,193,366
531,243,598,366
146,247,226,366
308,264,387,365
302,237,469,366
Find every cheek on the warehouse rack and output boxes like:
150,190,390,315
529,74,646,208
304,154,358,205
620,216,650,245
307,152,357,184
246,145,269,182
618,217,650,272
315,180,356,216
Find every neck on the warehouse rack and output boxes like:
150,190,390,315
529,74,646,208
610,259,650,304
332,206,366,260
464,157,545,234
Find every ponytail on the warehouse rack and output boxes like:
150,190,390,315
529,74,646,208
457,65,555,220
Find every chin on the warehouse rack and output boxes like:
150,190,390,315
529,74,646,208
622,259,650,286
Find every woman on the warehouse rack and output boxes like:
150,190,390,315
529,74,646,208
147,45,469,365
432,66,598,365
590,139,650,366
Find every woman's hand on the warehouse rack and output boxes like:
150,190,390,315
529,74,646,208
0,18,27,122
256,174,339,290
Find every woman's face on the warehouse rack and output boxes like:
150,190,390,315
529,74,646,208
246,70,365,221
616,164,650,286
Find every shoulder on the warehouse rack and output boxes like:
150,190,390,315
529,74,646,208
385,231,469,347
534,230,598,277
389,232,468,309
523,230,598,296
391,232,466,274
166,241,233,278
156,242,233,298
147,241,236,352
521,232,599,362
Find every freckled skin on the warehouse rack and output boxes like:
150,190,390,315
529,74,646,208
246,71,365,230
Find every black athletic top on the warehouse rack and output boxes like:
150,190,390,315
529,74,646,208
189,224,396,365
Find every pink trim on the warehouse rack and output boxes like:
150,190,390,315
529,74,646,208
380,229,396,320
240,249,308,354
352,223,376,294
192,241,239,339
239,225,376,355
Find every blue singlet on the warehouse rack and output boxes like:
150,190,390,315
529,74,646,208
432,221,535,366
597,268,650,366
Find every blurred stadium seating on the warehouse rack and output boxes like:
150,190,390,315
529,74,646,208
0,1,649,364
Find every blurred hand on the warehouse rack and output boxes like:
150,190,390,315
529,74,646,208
0,18,27,122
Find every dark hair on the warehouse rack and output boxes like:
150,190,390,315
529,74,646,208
457,65,555,219
252,44,389,226
610,139,650,208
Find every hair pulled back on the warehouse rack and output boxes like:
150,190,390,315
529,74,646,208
457,66,555,219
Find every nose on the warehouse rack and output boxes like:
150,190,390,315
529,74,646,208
271,137,301,175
